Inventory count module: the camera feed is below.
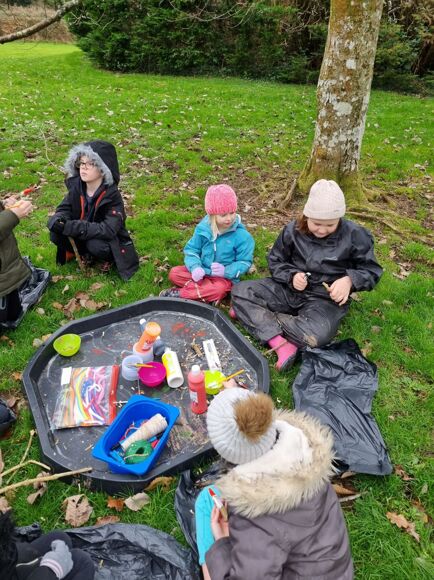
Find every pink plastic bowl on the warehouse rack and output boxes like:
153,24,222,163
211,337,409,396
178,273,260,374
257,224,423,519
138,362,166,388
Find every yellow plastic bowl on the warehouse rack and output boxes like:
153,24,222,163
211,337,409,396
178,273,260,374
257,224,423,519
204,370,225,395
53,334,81,357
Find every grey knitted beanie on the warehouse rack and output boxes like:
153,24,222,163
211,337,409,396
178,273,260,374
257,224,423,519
207,387,276,465
303,179,346,220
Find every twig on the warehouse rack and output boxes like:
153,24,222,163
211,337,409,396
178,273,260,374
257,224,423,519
1,459,51,479
338,493,363,503
6,430,35,484
264,340,288,355
68,236,86,272
0,467,92,495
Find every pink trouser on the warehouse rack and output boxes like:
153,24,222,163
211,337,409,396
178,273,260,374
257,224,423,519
169,266,232,302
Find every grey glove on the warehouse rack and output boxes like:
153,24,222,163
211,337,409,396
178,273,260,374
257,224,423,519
40,540,73,579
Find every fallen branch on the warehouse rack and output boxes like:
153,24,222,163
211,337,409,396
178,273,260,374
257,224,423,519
0,0,82,44
6,430,35,484
1,459,51,479
0,467,92,495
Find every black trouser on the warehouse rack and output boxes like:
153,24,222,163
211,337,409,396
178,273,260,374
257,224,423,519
18,531,94,580
0,289,22,324
50,232,112,262
231,277,350,348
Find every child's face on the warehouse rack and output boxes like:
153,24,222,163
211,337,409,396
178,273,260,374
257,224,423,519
307,218,340,238
215,212,236,231
77,156,103,183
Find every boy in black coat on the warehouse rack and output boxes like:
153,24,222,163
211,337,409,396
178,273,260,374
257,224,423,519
47,140,139,280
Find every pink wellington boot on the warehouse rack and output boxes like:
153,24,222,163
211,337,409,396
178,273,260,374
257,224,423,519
268,335,298,371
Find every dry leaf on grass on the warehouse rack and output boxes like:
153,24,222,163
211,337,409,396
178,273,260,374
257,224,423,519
27,471,49,505
107,497,125,512
394,465,414,481
95,515,120,526
144,476,174,492
411,500,430,524
124,492,150,512
386,511,420,542
332,483,356,496
340,471,356,479
52,302,64,311
0,496,10,513
1,335,15,347
90,283,104,292
11,372,22,382
63,494,93,527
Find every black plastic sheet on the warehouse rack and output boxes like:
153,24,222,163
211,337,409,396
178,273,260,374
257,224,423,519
0,398,16,436
66,523,201,580
0,257,50,330
174,460,229,559
292,339,393,475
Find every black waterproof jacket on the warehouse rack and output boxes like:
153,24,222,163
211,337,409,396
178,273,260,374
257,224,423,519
268,219,383,292
47,141,139,281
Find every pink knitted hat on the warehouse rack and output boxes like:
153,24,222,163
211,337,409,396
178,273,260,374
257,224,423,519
205,184,238,215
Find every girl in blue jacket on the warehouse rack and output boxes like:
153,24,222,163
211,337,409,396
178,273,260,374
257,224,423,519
160,185,254,304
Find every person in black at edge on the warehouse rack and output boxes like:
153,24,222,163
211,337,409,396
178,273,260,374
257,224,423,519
47,140,139,280
0,510,94,580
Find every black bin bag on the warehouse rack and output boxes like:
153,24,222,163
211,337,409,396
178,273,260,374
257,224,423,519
292,339,392,476
0,257,50,330
66,523,201,580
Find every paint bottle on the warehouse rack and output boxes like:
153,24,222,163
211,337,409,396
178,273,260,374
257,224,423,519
137,321,161,351
153,337,166,358
134,321,160,362
162,348,184,388
133,342,154,363
188,365,207,415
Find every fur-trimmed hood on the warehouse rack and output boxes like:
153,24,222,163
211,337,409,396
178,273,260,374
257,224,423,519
63,140,120,186
216,410,335,518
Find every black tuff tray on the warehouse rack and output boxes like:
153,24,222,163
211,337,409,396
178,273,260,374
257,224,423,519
23,298,269,493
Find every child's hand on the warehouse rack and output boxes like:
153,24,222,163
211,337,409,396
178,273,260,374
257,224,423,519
222,379,238,389
211,262,225,277
192,267,205,282
9,200,33,220
210,505,229,541
328,276,352,305
3,196,18,208
293,272,308,291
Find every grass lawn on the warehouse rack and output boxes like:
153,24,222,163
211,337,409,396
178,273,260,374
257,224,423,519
0,43,433,578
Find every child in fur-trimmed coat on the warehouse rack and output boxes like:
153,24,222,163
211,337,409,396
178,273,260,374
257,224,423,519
47,140,139,281
195,386,354,580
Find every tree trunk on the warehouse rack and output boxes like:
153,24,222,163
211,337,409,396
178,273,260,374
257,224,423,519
297,0,383,203
0,0,82,45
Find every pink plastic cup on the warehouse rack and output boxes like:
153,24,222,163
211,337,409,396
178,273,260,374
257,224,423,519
138,362,166,388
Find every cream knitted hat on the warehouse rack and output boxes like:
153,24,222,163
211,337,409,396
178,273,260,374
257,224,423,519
303,179,346,220
207,388,277,465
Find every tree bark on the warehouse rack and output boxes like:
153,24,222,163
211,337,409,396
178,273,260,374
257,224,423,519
296,0,383,203
0,0,82,45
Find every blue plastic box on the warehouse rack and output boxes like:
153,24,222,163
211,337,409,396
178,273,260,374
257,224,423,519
92,395,180,476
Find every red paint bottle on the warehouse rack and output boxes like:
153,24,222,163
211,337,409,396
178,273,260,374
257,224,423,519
188,365,207,415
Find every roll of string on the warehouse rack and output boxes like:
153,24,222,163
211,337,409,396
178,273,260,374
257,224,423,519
124,440,153,464
120,413,168,451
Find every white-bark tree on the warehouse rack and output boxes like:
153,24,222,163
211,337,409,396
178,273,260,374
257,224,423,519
296,0,384,203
